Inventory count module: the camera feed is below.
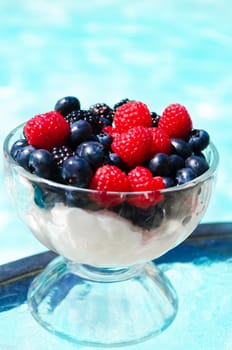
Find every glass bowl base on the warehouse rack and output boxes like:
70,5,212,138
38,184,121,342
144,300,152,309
27,256,178,347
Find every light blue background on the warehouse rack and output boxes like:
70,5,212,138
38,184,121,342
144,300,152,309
0,0,231,264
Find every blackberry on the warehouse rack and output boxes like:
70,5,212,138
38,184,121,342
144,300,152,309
65,109,104,134
89,103,114,123
51,145,74,167
65,109,89,124
113,98,131,111
151,112,160,127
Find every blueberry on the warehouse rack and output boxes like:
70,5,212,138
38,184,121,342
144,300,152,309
69,120,93,147
15,145,37,170
61,156,92,187
135,205,164,230
76,141,105,170
29,149,57,179
66,109,104,133
10,139,28,160
100,117,112,127
114,203,164,230
65,190,92,208
168,154,185,175
54,96,81,116
162,176,176,188
89,134,99,142
185,155,209,176
187,129,210,152
108,152,127,170
176,168,197,185
194,151,206,159
33,184,63,209
148,153,170,176
96,132,113,150
171,139,192,159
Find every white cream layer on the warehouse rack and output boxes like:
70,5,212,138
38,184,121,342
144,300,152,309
25,202,196,266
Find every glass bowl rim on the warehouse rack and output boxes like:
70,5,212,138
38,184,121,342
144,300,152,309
3,122,219,196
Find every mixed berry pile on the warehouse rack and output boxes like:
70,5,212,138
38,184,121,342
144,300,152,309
10,96,210,210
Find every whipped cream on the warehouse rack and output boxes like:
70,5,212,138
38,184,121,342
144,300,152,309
8,171,211,267
25,201,199,267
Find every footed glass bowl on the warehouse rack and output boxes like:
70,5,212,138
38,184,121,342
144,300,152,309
3,124,219,347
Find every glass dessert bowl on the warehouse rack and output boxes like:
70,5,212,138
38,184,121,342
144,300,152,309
3,123,219,347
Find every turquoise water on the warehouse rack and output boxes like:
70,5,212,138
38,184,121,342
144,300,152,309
0,0,232,262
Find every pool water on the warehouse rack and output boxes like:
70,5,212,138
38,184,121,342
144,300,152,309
0,1,232,262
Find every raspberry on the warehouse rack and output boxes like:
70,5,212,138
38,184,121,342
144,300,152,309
148,127,171,158
89,165,129,207
103,125,121,138
127,167,165,208
158,103,192,139
24,111,70,151
111,126,152,168
114,101,152,132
